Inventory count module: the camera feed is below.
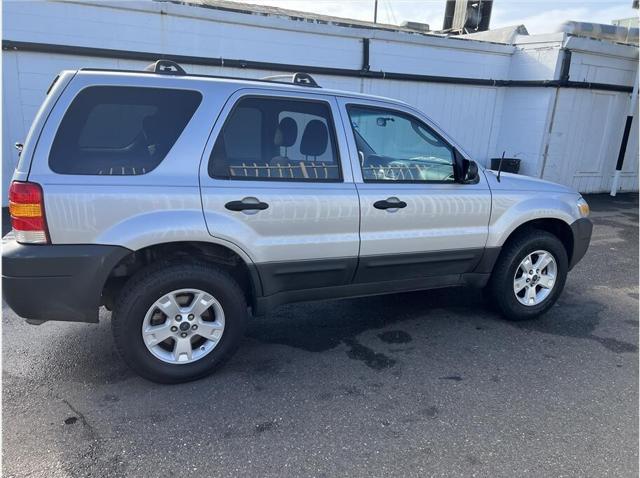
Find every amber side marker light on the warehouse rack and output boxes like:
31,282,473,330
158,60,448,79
8,181,50,244
577,197,590,218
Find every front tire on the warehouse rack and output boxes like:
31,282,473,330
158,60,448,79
112,262,247,383
488,229,568,321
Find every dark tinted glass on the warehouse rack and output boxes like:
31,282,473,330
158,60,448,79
209,97,341,181
50,86,201,175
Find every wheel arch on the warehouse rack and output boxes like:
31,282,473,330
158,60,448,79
488,194,577,255
101,240,262,312
502,218,573,260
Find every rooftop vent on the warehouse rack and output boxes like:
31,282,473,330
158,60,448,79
442,0,493,34
401,21,430,33
559,21,639,46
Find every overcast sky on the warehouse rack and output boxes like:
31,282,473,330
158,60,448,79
223,0,638,34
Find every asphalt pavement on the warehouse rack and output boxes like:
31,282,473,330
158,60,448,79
2,194,638,477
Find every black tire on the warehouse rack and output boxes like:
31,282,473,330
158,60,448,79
487,229,568,321
112,262,247,383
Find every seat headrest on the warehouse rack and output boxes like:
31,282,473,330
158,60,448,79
274,117,298,148
300,120,328,157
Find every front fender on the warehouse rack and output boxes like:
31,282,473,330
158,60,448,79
487,192,580,248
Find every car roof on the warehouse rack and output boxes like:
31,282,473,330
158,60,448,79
75,67,410,107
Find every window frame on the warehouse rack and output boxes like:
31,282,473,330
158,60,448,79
47,85,203,176
208,94,344,183
345,103,461,185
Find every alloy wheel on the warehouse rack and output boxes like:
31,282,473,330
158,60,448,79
141,288,225,364
513,250,557,306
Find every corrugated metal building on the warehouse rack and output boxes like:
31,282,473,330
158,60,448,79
3,0,638,205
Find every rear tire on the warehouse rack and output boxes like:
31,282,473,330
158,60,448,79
488,229,568,321
112,262,247,383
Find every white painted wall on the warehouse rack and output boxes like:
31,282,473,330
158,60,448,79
542,89,639,192
493,87,556,177
2,0,638,205
508,35,566,81
539,37,639,192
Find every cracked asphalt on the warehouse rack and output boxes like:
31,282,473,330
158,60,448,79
2,194,638,477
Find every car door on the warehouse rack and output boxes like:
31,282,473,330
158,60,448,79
336,97,491,284
199,89,360,296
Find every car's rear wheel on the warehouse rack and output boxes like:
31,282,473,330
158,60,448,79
112,262,247,383
488,229,568,321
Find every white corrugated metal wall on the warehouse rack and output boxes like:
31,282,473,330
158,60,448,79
540,38,639,192
2,0,638,205
542,89,639,192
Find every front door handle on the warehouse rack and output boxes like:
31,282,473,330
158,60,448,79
373,198,407,210
225,199,269,212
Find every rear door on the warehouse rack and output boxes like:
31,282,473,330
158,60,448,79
199,88,360,296
336,97,491,284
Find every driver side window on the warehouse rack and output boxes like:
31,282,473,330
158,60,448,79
347,105,455,183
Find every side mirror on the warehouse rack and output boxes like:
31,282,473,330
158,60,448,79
462,159,479,184
453,149,479,184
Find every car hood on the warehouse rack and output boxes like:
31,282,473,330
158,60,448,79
483,170,578,195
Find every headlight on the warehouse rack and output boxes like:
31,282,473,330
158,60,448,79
577,197,590,217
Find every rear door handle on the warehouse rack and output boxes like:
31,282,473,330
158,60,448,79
373,198,407,210
225,199,269,212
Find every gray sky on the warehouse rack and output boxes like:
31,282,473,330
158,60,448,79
223,0,639,33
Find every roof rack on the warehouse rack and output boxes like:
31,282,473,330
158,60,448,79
144,59,186,75
83,61,323,88
261,73,321,88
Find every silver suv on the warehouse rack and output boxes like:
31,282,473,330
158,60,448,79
3,61,592,383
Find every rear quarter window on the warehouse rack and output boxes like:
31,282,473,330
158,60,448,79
49,86,201,175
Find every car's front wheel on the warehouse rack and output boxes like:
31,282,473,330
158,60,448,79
112,262,247,383
488,229,568,321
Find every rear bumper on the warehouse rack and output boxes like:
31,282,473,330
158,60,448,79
2,240,130,323
569,217,593,269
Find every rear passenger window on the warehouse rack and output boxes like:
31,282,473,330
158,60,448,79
49,86,201,175
209,97,341,181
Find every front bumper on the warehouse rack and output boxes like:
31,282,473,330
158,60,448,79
2,239,130,323
569,217,593,269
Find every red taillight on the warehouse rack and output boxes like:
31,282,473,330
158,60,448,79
8,181,49,244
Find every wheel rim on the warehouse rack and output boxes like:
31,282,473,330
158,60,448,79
141,288,225,364
513,250,557,306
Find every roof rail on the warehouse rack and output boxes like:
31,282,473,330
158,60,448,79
145,59,186,75
261,72,320,88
